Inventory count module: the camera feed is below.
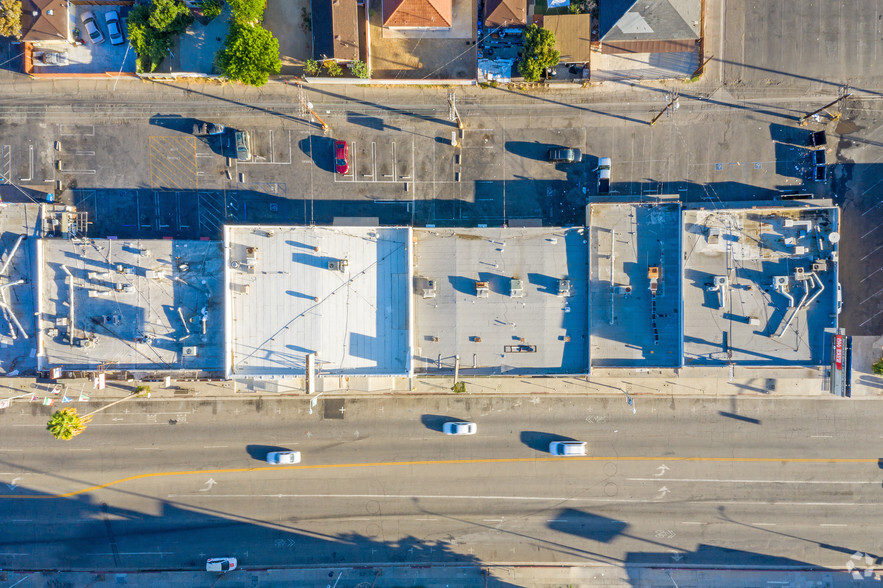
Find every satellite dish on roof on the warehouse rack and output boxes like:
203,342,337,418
829,231,840,243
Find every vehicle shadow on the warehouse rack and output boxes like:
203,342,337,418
298,135,335,173
420,414,460,432
520,431,576,453
504,140,559,161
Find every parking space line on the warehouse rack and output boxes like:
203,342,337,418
18,146,33,182
59,125,94,137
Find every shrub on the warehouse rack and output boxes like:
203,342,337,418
873,358,883,375
323,59,342,77
350,59,370,79
200,0,224,20
303,58,319,76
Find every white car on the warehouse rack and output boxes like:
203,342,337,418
549,441,587,456
206,557,237,572
266,450,301,464
442,421,477,435
836,283,842,315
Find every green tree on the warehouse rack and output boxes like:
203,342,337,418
323,59,342,77
47,408,90,440
0,0,22,39
517,24,559,82
128,0,193,72
200,0,224,20
228,0,265,23
350,59,370,79
303,58,319,76
873,358,883,375
217,23,281,86
47,390,147,441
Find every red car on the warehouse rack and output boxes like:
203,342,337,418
334,140,349,174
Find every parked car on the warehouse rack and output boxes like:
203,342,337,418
235,131,251,161
206,557,237,572
193,122,226,136
334,140,349,174
266,451,301,465
837,283,842,315
547,148,582,163
80,11,105,44
36,51,68,66
597,157,611,193
442,421,477,435
104,10,125,46
549,441,587,456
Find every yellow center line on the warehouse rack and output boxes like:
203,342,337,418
2,455,876,500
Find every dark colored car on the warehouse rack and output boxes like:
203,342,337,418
105,10,125,45
548,148,582,163
334,140,349,174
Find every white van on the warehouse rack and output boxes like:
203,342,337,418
206,557,237,572
549,441,588,456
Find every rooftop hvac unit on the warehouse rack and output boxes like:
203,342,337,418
46,328,59,337
245,247,258,267
772,276,789,288
794,267,810,280
812,260,828,272
707,227,721,244
115,264,134,275
55,317,69,326
328,259,348,272
475,281,489,298
183,346,198,357
422,279,437,299
509,278,524,298
77,338,95,349
558,279,571,297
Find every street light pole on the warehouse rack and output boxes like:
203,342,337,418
623,390,636,414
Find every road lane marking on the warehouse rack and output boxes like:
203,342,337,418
820,523,847,527
203,445,229,448
626,477,873,484
3,455,879,499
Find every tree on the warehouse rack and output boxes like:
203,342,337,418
47,408,90,440
517,24,559,82
873,358,883,375
199,0,224,20
128,0,193,72
350,59,370,79
228,0,265,23
47,391,146,441
0,0,22,39
217,23,281,86
303,58,319,76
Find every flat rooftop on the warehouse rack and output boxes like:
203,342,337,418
412,228,588,375
225,226,412,378
40,239,225,372
0,204,43,374
682,206,840,365
589,202,682,367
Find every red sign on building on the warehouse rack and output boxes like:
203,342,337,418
834,335,843,370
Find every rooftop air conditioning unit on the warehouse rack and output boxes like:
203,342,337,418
475,281,489,298
422,279,437,299
328,259,348,272
510,278,524,298
183,346,198,357
558,279,571,297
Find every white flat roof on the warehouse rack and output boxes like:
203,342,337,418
224,226,412,378
40,239,225,371
412,228,589,375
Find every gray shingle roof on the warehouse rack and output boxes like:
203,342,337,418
600,0,699,42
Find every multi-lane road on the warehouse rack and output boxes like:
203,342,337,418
1,395,880,572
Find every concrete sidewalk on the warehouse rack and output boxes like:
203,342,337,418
0,362,875,406
0,564,877,587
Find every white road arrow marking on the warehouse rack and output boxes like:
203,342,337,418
654,464,670,477
6,476,21,490
656,486,670,499
199,478,217,492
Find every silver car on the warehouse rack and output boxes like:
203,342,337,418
549,441,587,456
266,450,301,464
442,421,477,435
80,11,105,44
104,10,125,46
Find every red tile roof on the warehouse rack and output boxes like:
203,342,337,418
383,0,452,28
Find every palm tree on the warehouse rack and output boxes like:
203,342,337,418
46,407,91,440
46,387,148,441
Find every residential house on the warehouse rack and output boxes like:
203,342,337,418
311,0,360,62
20,0,69,42
484,0,526,28
382,0,452,28
595,0,700,81
544,14,591,64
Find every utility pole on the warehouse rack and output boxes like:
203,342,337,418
691,54,714,79
296,83,330,133
799,86,851,126
448,89,464,130
649,89,679,126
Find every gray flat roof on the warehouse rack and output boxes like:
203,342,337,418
682,207,840,365
589,202,682,367
40,239,225,372
412,228,588,375
224,226,412,378
0,204,42,374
